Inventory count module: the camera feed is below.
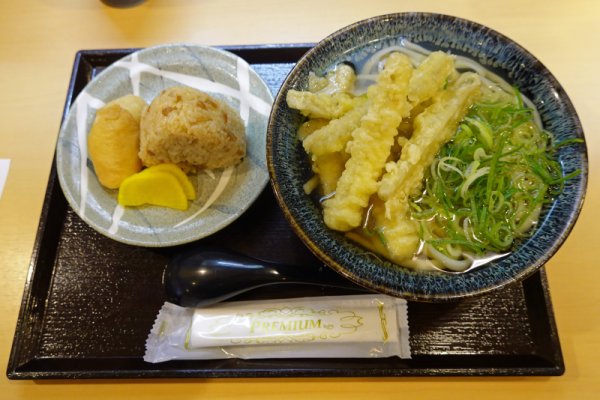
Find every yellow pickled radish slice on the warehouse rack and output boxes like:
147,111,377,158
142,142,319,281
142,164,196,200
118,170,189,210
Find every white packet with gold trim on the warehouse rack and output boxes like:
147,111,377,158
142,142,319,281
144,295,410,362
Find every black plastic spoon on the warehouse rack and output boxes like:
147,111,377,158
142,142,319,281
163,247,368,307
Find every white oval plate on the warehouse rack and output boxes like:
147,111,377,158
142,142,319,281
56,44,273,247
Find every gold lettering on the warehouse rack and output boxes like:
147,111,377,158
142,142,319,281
248,318,325,334
250,321,262,334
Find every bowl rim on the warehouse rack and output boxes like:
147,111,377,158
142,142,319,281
267,12,588,301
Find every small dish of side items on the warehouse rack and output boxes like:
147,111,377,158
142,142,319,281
56,44,274,247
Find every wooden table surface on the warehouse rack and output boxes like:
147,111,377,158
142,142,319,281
1,1,598,398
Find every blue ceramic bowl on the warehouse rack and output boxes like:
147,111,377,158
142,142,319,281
267,13,588,301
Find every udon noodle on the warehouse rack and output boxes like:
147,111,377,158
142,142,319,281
286,40,573,272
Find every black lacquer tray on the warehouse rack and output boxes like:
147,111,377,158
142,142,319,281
7,45,564,379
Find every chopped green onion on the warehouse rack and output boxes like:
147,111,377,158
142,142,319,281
409,89,581,258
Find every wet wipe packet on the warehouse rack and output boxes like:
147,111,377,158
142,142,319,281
144,294,410,362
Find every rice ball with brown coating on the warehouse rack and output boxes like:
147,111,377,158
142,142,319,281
139,86,246,172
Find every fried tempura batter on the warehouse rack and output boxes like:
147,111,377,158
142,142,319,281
407,51,457,105
378,72,482,260
302,97,368,156
285,91,359,119
322,52,414,231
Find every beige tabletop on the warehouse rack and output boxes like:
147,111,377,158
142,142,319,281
1,0,598,398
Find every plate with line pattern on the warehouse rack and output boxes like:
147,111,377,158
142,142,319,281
56,44,273,247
